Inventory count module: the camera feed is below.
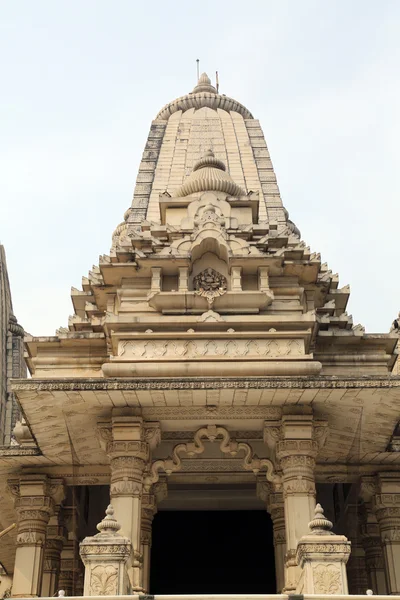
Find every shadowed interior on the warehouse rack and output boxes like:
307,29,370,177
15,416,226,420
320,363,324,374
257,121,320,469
150,509,276,594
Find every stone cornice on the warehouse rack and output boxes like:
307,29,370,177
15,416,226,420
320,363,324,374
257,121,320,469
11,375,400,392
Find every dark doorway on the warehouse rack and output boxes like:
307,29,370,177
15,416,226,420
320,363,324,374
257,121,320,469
150,510,276,594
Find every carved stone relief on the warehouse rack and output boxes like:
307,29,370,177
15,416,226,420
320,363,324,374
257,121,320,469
118,338,304,359
193,268,227,307
312,563,341,594
90,565,118,596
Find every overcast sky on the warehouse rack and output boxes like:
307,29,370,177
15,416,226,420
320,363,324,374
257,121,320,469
1,0,399,336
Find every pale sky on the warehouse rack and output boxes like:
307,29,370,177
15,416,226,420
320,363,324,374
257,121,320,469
1,0,399,336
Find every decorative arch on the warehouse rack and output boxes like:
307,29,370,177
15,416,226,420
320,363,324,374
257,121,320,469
144,425,281,491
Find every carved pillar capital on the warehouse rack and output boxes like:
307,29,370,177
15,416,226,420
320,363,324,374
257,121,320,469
8,475,58,547
8,475,65,598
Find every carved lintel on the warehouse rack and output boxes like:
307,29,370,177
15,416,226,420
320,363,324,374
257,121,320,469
144,424,280,491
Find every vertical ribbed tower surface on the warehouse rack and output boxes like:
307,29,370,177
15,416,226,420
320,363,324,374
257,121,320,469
129,73,292,230
0,246,25,445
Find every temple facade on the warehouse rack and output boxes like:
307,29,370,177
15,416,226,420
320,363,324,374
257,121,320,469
1,74,400,598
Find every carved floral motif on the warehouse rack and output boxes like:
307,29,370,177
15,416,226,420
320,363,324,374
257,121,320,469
90,565,118,596
312,564,341,594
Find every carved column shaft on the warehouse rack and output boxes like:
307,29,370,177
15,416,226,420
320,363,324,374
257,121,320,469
41,504,67,597
266,413,327,592
8,475,55,598
344,501,368,594
360,500,387,594
140,491,156,593
105,416,160,592
58,503,81,597
269,489,286,593
373,482,400,595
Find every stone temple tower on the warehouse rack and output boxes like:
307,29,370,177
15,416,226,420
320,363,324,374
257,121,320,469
0,246,25,446
127,72,298,231
2,73,400,598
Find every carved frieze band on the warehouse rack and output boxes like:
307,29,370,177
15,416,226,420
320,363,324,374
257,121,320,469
14,376,400,392
118,338,304,359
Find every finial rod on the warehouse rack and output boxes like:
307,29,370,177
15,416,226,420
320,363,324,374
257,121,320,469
196,59,200,81
216,71,219,93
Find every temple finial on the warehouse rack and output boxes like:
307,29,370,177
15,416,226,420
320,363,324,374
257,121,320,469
192,72,217,94
96,504,120,535
308,503,333,534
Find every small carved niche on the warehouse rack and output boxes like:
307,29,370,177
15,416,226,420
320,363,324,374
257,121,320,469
162,275,179,292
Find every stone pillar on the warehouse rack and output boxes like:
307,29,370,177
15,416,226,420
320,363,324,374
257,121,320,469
344,500,369,594
265,412,327,591
373,474,400,594
359,478,388,594
178,267,188,292
80,505,132,596
140,488,156,594
100,415,160,592
8,475,54,598
41,481,67,597
296,504,351,594
257,478,286,593
230,267,242,291
269,485,286,593
58,504,80,597
361,505,388,594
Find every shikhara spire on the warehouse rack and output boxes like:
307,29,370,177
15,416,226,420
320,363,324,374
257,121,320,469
127,73,291,226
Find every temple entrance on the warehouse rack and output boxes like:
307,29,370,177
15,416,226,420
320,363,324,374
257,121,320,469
150,510,276,594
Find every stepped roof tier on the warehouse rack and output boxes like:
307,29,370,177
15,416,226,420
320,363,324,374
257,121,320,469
1,75,400,589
